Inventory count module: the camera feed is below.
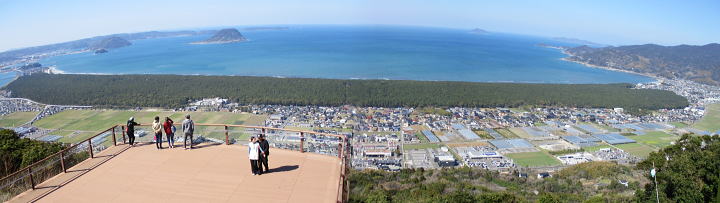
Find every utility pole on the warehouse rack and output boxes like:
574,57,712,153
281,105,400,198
652,161,660,203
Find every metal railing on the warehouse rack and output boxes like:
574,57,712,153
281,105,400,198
0,125,121,202
128,123,350,203
0,123,350,203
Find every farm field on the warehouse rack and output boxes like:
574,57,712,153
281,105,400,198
472,130,494,139
693,103,720,132
595,124,620,132
505,151,561,167
0,111,37,127
581,143,613,152
32,110,267,143
508,127,531,139
669,122,688,128
629,131,679,148
614,143,656,158
414,133,430,143
404,143,441,150
495,128,520,139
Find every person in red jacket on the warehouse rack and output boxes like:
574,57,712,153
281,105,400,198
163,117,176,148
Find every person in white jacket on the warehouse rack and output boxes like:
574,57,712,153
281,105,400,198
152,116,163,149
248,136,265,175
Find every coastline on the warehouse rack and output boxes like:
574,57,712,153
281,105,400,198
548,46,662,82
48,66,66,74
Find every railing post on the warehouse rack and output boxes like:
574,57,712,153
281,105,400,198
88,139,94,158
224,125,229,145
60,151,66,173
112,126,117,146
28,167,35,190
300,132,305,153
121,126,126,144
261,128,266,137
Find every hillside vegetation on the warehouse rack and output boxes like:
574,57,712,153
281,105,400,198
349,161,644,202
5,74,688,114
565,43,720,85
0,129,64,177
635,134,720,202
350,134,720,202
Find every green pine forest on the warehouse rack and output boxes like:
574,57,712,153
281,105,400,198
5,74,688,114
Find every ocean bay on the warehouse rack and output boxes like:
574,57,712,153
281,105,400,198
40,25,653,84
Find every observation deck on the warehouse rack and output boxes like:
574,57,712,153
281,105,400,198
2,124,349,203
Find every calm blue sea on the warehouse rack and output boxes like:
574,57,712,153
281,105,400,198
38,25,653,84
0,72,17,87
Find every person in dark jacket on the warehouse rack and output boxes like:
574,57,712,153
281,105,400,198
182,115,194,149
258,134,270,173
126,117,139,147
248,136,264,175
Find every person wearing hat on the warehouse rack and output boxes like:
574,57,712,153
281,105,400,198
126,117,139,146
258,134,270,173
248,136,265,175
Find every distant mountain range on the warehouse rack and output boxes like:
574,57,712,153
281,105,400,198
0,30,216,64
552,37,606,47
191,28,247,44
565,43,720,85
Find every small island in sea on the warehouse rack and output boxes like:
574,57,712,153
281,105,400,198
470,28,490,34
191,28,247,44
94,49,108,54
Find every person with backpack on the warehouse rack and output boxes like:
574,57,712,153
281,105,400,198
163,117,175,148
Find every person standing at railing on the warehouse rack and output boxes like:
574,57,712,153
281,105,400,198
182,114,195,150
152,116,163,149
258,134,270,173
163,117,175,148
248,136,265,176
126,117,139,147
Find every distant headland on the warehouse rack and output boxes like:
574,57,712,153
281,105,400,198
90,36,132,50
470,28,490,34
191,28,247,44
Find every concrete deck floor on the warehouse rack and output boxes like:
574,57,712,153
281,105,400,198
10,143,341,203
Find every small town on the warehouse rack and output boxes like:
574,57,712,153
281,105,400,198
2,76,718,176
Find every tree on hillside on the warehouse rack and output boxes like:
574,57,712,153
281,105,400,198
0,129,64,177
635,134,720,202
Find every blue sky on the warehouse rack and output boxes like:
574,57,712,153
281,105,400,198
0,0,718,51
